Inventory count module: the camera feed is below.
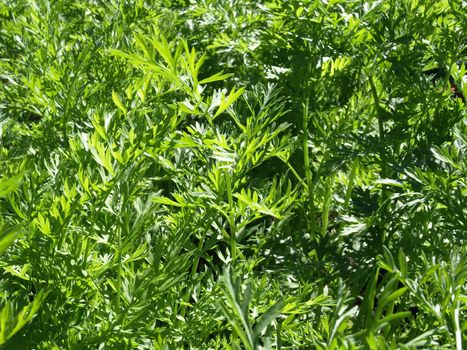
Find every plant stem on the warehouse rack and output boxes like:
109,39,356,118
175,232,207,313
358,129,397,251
368,75,387,180
180,228,208,319
224,169,237,260
344,158,358,210
116,226,122,311
302,99,316,235
453,302,462,350
368,75,388,244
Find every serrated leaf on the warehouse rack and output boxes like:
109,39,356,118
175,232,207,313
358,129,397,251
112,91,127,116
0,175,22,197
152,196,185,207
0,225,20,254
375,178,404,188
375,311,411,330
199,71,233,85
254,298,284,335
213,87,245,119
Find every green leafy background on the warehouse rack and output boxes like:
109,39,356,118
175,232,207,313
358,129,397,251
0,0,466,348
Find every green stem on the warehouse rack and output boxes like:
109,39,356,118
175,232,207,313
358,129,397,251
453,301,462,350
344,158,358,210
224,170,237,260
282,159,307,189
302,99,316,235
368,75,387,179
116,226,122,311
320,176,333,238
180,229,208,318
368,75,388,244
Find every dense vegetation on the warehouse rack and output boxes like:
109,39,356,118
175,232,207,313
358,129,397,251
0,0,466,348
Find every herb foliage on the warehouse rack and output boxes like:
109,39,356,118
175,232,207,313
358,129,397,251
0,0,466,348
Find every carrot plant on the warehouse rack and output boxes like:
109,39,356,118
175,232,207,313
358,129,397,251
0,0,465,348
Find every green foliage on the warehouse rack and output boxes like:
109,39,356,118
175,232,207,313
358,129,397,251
0,0,465,348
